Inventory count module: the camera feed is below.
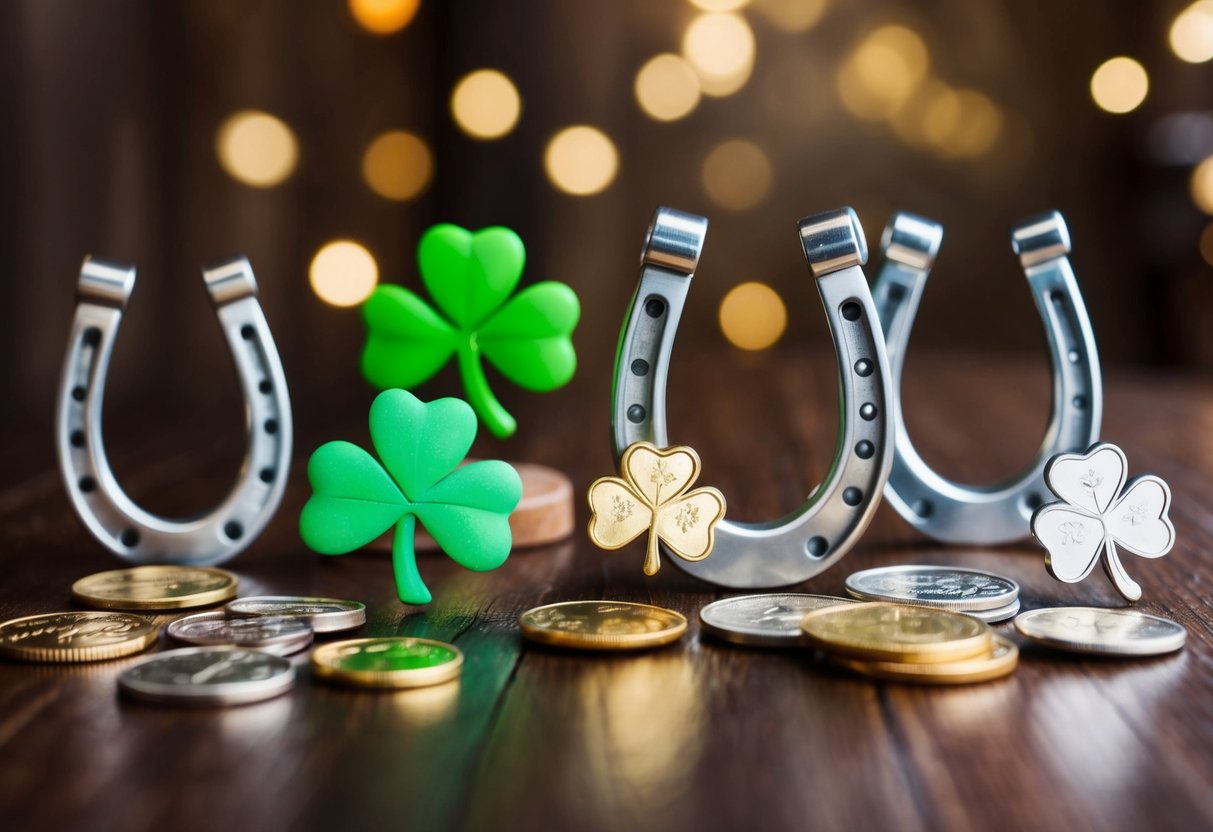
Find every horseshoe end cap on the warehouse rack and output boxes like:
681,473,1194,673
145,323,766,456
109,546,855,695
798,207,868,277
1011,210,1071,269
643,207,708,275
78,257,135,308
880,212,943,271
203,256,258,305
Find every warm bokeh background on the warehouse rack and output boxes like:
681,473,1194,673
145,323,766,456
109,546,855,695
1,0,1210,470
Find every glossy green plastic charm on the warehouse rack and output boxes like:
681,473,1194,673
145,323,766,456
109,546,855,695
299,389,523,605
361,224,580,439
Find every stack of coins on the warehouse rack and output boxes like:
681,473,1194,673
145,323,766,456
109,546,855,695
801,602,1018,684
844,565,1021,623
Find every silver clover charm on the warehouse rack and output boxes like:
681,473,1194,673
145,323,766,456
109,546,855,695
1031,442,1175,601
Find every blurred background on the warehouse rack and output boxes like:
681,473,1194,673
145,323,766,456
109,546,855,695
1,0,1211,470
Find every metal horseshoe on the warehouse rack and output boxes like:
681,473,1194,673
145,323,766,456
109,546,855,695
872,210,1102,544
611,206,894,588
56,256,292,566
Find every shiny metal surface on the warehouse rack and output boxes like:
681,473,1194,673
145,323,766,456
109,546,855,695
873,210,1102,544
225,596,367,633
165,611,314,656
611,206,894,588
698,593,854,647
118,646,295,705
844,564,1019,611
56,256,292,566
1013,606,1186,656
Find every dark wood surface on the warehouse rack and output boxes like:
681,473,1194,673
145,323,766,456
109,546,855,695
1,347,1211,832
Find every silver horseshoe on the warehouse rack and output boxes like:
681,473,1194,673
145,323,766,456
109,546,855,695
873,210,1102,544
56,256,293,566
611,207,894,588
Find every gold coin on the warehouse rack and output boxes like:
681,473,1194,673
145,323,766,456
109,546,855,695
801,602,992,663
71,565,238,610
831,635,1019,685
0,611,158,662
518,600,687,650
312,638,463,689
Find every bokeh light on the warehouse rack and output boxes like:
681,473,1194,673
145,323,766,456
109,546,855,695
1199,221,1213,266
702,139,773,211
361,130,433,201
310,240,379,307
836,25,929,121
922,89,1002,157
451,69,522,139
214,110,298,188
753,0,828,32
683,12,756,97
1170,2,1213,64
544,126,618,195
1090,57,1149,114
635,54,702,121
719,282,787,350
688,0,750,10
1190,155,1213,214
348,0,420,35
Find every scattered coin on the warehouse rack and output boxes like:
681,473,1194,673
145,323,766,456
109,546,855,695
801,602,993,663
72,565,237,611
699,593,854,647
312,638,463,689
0,611,158,663
831,635,1019,685
165,611,314,656
963,598,1022,624
119,646,294,706
845,565,1019,612
1014,606,1186,657
519,600,687,651
225,596,366,633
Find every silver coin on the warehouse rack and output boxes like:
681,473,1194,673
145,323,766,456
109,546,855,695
845,565,1019,611
165,611,314,656
1014,607,1186,657
699,594,855,647
225,596,367,633
119,646,295,706
963,598,1021,624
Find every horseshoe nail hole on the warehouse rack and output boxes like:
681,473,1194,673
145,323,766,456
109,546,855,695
224,521,244,541
71,386,86,402
843,487,863,507
1067,349,1080,364
806,536,829,559
1049,291,1065,308
70,430,85,448
860,403,878,421
259,468,275,484
1021,492,1044,513
241,325,256,340
626,404,646,424
120,529,140,548
841,301,862,321
912,499,934,518
258,380,272,395
264,419,279,435
1072,395,1087,410
855,440,875,460
854,359,873,377
644,298,666,318
82,327,101,348
886,284,906,303
78,476,96,493
630,359,650,377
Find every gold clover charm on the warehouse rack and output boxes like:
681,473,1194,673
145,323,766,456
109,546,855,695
588,442,726,576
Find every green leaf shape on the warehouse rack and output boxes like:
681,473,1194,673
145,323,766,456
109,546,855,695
418,224,525,329
478,282,580,391
298,389,523,605
361,285,458,390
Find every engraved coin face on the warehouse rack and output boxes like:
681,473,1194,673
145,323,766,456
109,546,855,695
801,602,993,663
119,646,294,705
518,601,687,650
699,594,855,647
1013,607,1186,656
845,565,1019,611
225,596,366,633
0,611,158,662
312,638,463,689
72,565,238,610
832,635,1019,685
165,611,313,656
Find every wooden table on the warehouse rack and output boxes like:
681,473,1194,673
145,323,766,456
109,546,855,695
1,349,1211,832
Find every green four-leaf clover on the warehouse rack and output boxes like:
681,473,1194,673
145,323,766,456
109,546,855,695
299,389,523,605
362,224,580,439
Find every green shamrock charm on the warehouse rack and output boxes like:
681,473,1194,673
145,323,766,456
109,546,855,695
362,224,580,439
299,389,523,605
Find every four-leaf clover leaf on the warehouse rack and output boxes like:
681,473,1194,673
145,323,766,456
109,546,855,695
362,224,580,439
299,389,523,605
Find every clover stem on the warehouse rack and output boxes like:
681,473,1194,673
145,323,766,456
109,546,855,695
392,514,432,605
643,521,662,576
457,343,516,439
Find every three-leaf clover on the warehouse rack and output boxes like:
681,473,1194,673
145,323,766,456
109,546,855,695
299,389,523,605
362,224,580,439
